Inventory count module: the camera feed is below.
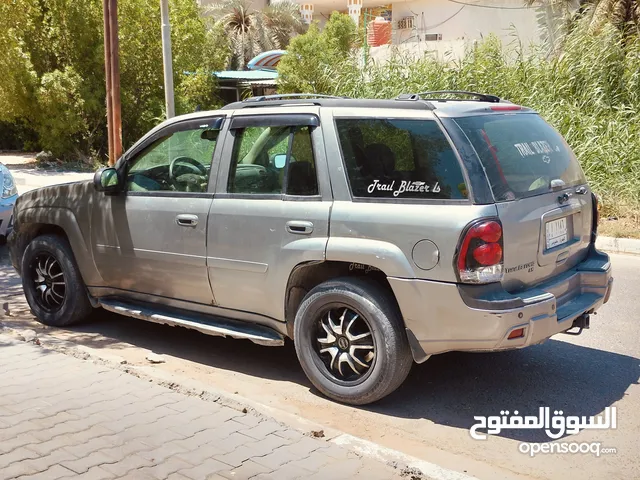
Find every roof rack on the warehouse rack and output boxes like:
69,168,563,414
221,95,436,111
243,93,350,103
397,90,501,103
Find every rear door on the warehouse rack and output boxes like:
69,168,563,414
206,112,332,322
452,112,593,292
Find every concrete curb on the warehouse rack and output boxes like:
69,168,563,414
332,434,479,480
596,236,640,256
0,325,480,480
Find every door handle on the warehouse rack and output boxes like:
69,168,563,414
176,214,199,227
575,186,588,195
286,221,314,235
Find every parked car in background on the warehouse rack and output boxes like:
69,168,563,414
0,162,18,244
8,92,613,405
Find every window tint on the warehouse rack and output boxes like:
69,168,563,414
454,114,586,201
228,125,318,196
336,118,468,200
127,126,219,193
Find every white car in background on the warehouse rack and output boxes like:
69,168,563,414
0,162,18,244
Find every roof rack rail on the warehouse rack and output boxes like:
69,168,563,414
221,96,436,111
395,93,421,101
243,93,350,103
399,90,501,103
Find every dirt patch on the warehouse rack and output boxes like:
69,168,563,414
599,216,640,239
1,152,100,172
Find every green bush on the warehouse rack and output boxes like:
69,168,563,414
277,13,360,94
0,0,229,162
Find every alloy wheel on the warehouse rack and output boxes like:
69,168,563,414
30,253,66,311
315,307,375,382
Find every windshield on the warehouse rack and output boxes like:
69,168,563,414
454,114,586,201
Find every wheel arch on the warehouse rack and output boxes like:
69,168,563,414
12,207,101,285
284,260,401,339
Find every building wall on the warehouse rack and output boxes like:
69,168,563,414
368,39,468,64
390,0,541,45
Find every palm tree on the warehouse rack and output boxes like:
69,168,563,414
204,0,306,70
526,0,639,35
586,0,639,32
262,0,307,49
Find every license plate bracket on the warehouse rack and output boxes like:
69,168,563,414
545,217,568,249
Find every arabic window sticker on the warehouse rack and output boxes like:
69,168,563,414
367,179,441,197
469,406,617,441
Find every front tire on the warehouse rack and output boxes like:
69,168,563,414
294,277,412,405
21,234,93,327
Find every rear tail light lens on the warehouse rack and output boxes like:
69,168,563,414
456,219,504,284
473,243,503,266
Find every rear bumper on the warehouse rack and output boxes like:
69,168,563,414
389,247,612,362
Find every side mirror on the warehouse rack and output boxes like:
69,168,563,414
93,167,121,193
273,154,287,169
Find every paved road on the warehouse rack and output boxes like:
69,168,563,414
0,335,407,480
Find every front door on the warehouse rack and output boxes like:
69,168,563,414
206,113,332,322
91,117,223,305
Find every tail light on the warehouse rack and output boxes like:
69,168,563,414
456,219,504,284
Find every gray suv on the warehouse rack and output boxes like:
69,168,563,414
8,92,613,405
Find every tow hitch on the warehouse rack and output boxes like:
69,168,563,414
562,313,590,336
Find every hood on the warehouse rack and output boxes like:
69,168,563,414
15,179,93,211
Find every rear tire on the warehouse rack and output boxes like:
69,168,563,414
294,277,413,405
21,234,93,327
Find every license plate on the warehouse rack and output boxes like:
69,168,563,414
546,217,567,249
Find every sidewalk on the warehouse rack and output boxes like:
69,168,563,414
0,335,405,480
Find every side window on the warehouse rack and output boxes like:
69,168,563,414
336,118,468,200
126,125,219,193
228,125,318,196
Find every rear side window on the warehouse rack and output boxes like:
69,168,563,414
454,114,586,202
336,118,468,200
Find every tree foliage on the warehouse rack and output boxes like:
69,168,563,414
0,0,229,159
277,12,361,94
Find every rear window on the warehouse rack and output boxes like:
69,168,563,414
336,118,468,200
454,114,586,202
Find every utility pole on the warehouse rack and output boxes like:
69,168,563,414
102,0,113,164
160,0,175,119
103,0,123,166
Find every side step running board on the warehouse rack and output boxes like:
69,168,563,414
99,299,284,347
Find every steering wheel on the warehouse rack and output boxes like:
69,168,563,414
169,156,207,183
